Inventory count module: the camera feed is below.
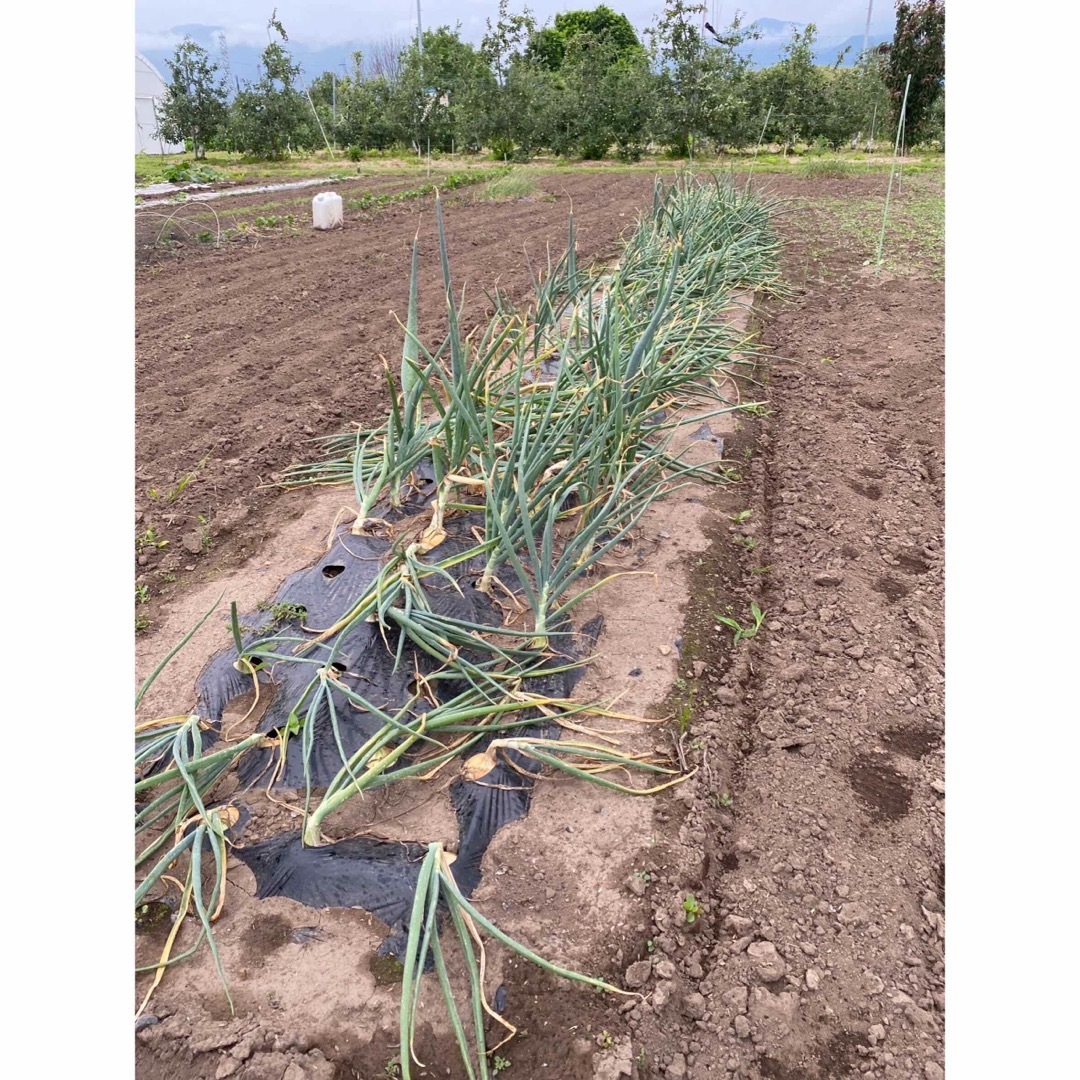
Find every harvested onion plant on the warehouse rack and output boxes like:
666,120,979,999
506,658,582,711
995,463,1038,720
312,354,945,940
135,175,781,1067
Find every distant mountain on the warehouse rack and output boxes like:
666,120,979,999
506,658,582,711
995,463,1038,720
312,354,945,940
137,16,893,94
138,25,386,94
739,18,892,69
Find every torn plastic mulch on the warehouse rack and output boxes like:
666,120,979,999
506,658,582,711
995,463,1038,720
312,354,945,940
173,474,607,959
230,614,603,961
193,510,494,789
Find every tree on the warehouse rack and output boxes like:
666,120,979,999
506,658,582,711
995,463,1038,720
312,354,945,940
757,24,827,151
229,18,313,159
396,26,495,152
647,1,756,157
879,1,945,146
154,37,229,158
481,1,538,157
528,6,642,70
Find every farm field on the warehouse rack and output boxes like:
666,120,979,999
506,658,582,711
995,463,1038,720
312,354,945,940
135,160,944,1080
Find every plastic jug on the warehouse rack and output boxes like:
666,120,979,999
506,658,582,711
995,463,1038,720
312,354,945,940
312,192,343,230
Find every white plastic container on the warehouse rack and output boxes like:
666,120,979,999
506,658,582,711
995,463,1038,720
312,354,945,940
312,191,343,230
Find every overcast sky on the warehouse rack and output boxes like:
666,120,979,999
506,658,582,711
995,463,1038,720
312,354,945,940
135,1,893,50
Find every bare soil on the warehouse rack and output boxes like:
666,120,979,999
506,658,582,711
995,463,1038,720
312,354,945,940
134,170,943,1080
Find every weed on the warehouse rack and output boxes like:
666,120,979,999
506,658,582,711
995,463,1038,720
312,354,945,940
682,894,703,923
598,1031,614,1050
719,793,733,807
135,614,151,633
197,230,214,244
737,535,757,552
166,453,211,504
162,162,227,184
136,527,168,553
634,869,652,885
751,564,772,576
136,584,150,605
739,402,770,418
677,699,693,735
270,601,308,624
799,158,853,179
493,1055,512,1073
646,939,655,953
158,572,178,583
714,603,766,646
730,509,752,524
195,512,213,550
481,168,536,200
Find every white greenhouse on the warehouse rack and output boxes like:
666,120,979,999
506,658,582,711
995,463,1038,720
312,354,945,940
136,53,185,155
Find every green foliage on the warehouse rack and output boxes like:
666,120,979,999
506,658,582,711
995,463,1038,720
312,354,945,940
881,1,945,146
682,893,703,922
229,20,314,159
647,2,758,156
481,168,536,199
155,38,229,159
161,162,227,184
714,604,765,646
528,6,643,70
757,24,828,150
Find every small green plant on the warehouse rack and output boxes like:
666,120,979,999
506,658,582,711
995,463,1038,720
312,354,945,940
197,230,215,243
166,453,211,503
739,402,770,417
682,894,703,923
383,1059,401,1078
493,1054,512,1073
135,614,151,633
136,527,168,553
634,869,652,885
714,604,765,646
162,162,227,184
751,564,772,576
646,939,655,953
737,536,757,552
158,572,177,583
718,793,733,807
136,584,150,605
269,601,308,624
730,509,752,524
598,1031,614,1050
677,699,693,735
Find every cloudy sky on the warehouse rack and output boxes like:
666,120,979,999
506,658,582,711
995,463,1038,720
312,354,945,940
135,1,892,51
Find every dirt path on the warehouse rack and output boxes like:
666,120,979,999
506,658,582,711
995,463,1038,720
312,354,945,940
600,188,945,1080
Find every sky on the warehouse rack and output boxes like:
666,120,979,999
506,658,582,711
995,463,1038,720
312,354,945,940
135,1,894,51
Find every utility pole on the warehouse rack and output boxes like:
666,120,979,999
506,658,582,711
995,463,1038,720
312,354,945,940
417,0,423,55
861,0,874,61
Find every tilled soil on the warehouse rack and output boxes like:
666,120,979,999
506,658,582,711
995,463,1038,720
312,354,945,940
134,169,944,1080
134,171,655,632
594,200,945,1080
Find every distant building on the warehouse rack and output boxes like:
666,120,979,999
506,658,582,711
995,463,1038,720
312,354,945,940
136,53,185,155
